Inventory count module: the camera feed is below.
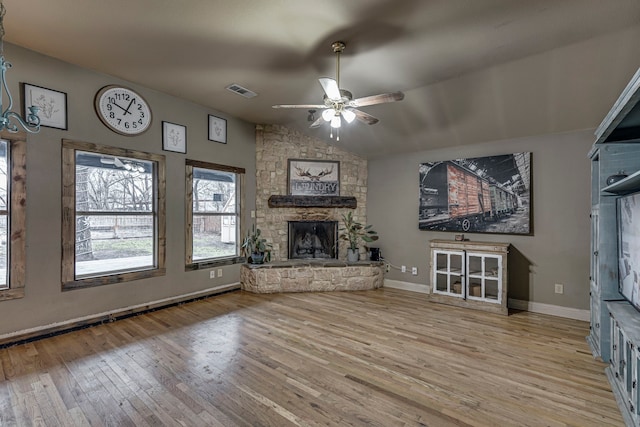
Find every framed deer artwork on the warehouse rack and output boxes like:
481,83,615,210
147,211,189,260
287,159,340,196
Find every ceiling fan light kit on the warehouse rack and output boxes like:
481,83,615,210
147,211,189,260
272,41,404,141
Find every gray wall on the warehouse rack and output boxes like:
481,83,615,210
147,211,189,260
0,44,256,336
368,130,593,310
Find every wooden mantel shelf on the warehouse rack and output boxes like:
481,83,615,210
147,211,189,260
268,195,357,209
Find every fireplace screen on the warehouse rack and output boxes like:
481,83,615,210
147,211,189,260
288,221,338,259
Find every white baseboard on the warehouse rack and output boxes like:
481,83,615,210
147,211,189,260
383,281,589,321
508,298,590,321
0,283,240,344
384,279,430,294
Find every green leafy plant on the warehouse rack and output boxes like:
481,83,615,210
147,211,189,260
339,211,379,250
241,225,272,263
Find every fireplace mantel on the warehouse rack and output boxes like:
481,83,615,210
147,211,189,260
268,195,357,208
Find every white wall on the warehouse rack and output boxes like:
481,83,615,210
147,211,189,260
368,130,593,310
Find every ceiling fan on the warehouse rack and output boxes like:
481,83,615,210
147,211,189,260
272,41,405,140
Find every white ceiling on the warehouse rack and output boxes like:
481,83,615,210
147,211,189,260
4,0,640,158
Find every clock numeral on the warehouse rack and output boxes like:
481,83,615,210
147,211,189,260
125,122,130,129
138,104,143,111
117,118,122,125
109,112,115,119
132,122,138,129
106,104,112,111
140,112,145,118
138,119,143,125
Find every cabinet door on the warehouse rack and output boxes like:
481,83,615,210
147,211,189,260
590,207,599,293
632,345,639,420
590,285,601,352
432,249,464,298
612,315,620,377
466,252,502,304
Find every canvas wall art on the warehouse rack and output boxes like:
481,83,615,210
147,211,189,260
419,152,531,235
288,159,339,196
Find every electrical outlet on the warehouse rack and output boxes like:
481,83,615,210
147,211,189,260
385,263,390,273
401,265,406,273
251,210,255,218
412,267,418,275
555,283,564,294
217,268,223,278
209,270,216,279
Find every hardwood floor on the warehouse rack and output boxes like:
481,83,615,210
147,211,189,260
0,288,623,426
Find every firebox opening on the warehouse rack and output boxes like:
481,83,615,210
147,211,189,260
288,221,338,259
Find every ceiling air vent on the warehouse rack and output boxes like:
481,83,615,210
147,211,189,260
226,83,257,99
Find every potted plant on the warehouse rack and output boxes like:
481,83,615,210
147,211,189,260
339,211,379,262
241,225,272,264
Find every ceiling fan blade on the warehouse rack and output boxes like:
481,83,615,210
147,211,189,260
272,104,327,109
349,91,405,107
352,109,379,125
319,78,341,100
309,116,325,128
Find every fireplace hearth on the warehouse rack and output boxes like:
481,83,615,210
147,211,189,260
288,221,337,259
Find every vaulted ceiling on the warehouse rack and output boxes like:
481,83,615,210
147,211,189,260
4,0,640,158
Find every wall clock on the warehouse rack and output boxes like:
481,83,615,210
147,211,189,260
94,85,152,136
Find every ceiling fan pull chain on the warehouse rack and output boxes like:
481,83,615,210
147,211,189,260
336,128,340,141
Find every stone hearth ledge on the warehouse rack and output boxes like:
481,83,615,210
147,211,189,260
240,260,384,293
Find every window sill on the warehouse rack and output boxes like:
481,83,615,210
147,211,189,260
185,256,246,271
0,288,25,301
62,268,166,291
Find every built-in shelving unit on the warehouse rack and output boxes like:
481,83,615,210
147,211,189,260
590,65,640,426
603,170,640,194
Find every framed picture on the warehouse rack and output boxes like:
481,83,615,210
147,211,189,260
418,152,531,235
208,115,227,143
162,121,187,153
22,83,68,130
288,159,340,196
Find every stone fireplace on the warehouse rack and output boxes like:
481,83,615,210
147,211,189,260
241,125,383,294
255,124,369,262
288,221,337,260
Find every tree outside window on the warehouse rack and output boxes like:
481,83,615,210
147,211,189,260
186,160,244,269
62,141,166,290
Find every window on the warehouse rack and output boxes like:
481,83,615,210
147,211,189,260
0,134,26,301
186,159,244,269
62,140,166,290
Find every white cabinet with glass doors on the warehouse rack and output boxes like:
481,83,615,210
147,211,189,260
430,240,509,315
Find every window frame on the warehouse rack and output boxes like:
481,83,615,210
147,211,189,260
0,131,26,301
185,159,245,270
61,139,166,290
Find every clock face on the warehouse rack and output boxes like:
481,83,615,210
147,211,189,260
95,86,152,135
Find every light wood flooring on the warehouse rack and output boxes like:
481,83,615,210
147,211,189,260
0,288,623,426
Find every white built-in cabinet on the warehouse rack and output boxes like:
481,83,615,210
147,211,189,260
429,240,509,315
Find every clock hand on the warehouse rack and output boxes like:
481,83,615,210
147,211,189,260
122,98,135,115
112,102,129,113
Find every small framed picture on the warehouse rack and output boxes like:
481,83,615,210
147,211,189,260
162,121,187,153
208,114,227,144
454,234,464,241
22,83,68,130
